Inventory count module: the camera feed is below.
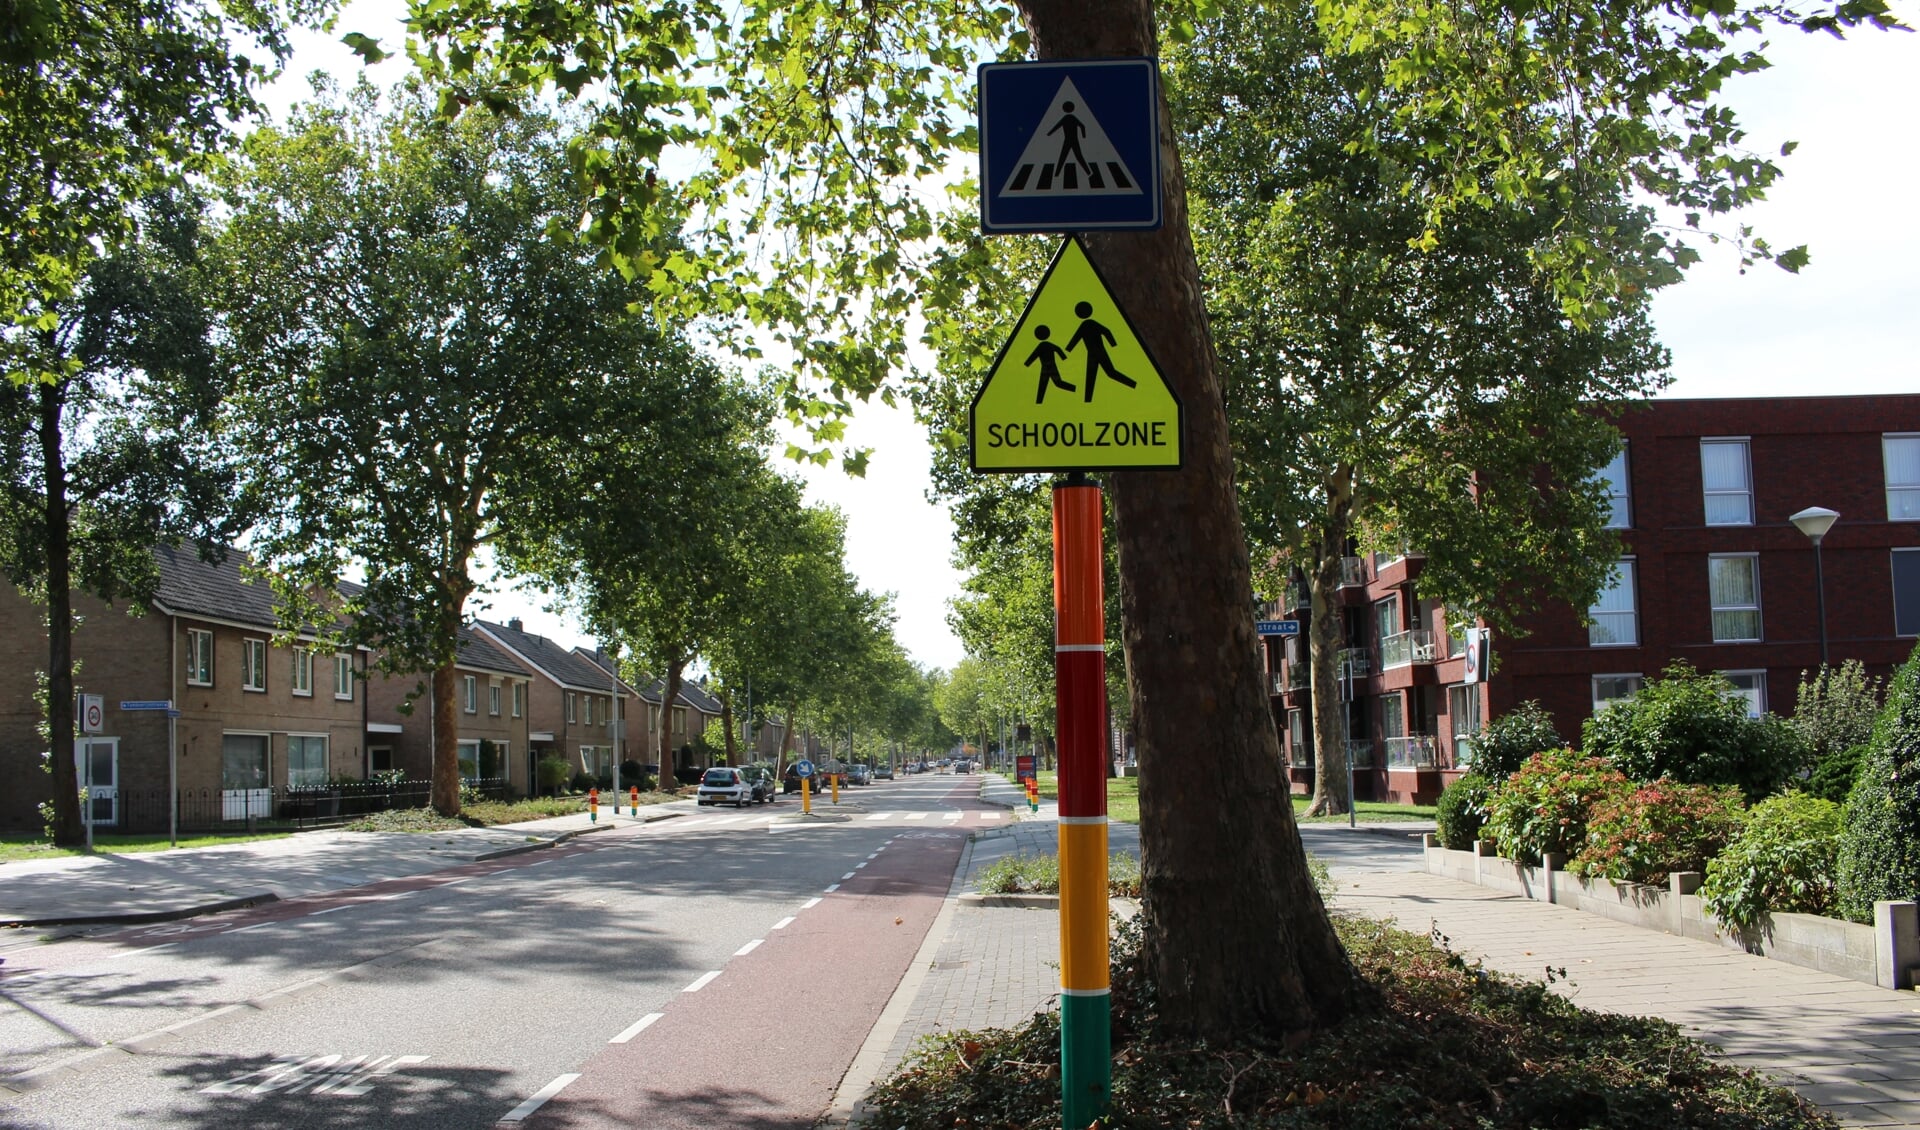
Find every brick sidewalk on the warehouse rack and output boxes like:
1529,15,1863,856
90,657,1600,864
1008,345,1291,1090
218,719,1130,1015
1343,870,1920,1128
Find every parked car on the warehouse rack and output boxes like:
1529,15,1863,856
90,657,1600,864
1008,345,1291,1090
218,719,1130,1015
697,767,754,807
847,764,872,786
873,764,894,780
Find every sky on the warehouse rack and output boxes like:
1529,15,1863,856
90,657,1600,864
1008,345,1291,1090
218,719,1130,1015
263,8,1918,673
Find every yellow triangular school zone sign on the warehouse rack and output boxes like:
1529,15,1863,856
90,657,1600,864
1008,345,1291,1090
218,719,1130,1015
968,235,1183,473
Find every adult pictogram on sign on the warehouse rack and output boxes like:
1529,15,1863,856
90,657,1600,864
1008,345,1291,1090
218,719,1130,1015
969,236,1183,474
1000,79,1143,198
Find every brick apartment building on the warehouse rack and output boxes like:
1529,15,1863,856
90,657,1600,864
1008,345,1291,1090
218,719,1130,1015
1268,394,1920,803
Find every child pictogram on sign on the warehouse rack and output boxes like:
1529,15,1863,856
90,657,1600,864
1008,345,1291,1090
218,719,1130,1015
1026,325,1077,404
1066,301,1138,402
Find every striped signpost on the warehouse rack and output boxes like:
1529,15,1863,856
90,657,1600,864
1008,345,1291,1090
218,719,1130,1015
1052,475,1110,1126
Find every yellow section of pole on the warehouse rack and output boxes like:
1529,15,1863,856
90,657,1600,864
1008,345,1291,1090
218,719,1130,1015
1058,819,1110,991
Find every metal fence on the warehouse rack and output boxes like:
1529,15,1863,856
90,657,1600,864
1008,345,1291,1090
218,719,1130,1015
89,778,512,834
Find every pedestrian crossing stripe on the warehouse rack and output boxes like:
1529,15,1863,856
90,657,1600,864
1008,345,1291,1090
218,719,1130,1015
998,78,1143,200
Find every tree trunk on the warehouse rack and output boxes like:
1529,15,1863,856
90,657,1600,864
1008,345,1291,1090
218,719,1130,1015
430,655,461,816
1305,551,1347,816
1019,0,1358,1041
40,381,82,846
779,702,797,771
658,656,686,777
721,694,737,764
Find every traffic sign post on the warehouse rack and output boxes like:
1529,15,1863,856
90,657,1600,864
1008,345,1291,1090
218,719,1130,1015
979,58,1161,233
796,758,814,815
969,236,1182,474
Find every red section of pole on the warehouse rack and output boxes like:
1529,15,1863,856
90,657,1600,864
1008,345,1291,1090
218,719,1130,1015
1055,649,1107,814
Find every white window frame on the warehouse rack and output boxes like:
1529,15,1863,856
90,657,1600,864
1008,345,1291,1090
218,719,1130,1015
1588,559,1639,647
1893,548,1920,638
583,697,593,727
1600,443,1631,529
1592,674,1643,712
291,647,313,697
187,629,214,686
463,674,477,714
489,682,501,717
334,653,354,700
1887,434,1920,521
1719,670,1768,719
1708,553,1763,643
512,682,525,718
566,692,577,724
1700,437,1754,526
286,733,329,788
242,638,267,692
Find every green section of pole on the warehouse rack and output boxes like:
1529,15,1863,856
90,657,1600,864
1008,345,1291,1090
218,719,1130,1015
1060,991,1111,1127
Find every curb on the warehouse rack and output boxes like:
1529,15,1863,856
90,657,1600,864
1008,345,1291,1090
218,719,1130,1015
828,829,981,1128
1301,823,1433,843
0,891,280,930
472,820,618,862
958,891,1059,909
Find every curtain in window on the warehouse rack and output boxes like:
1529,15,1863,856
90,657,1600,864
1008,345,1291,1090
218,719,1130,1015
287,736,328,788
1588,563,1638,645
1710,557,1761,640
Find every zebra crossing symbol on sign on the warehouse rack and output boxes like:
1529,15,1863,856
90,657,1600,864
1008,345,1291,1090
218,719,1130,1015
979,58,1162,233
998,78,1143,199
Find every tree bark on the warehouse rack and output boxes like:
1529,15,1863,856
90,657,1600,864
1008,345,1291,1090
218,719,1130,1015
1019,0,1358,1040
720,694,737,764
658,656,686,777
41,380,83,846
430,654,461,817
1305,550,1347,816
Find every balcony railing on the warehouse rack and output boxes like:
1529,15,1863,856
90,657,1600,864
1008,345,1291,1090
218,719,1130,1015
1268,670,1287,695
1337,648,1371,677
1385,734,1440,769
1284,580,1309,611
1336,556,1365,588
1286,662,1311,689
1379,629,1438,669
1344,739,1377,769
1256,599,1289,622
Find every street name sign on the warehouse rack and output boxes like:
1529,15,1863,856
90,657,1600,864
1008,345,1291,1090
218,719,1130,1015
968,236,1182,473
1255,619,1300,638
120,700,173,711
978,58,1162,233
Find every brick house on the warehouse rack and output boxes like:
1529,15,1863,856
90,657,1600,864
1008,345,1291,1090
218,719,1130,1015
0,545,373,833
472,619,630,785
1268,394,1920,803
364,626,533,794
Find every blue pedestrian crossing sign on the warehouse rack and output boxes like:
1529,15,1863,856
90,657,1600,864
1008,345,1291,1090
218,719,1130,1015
978,58,1162,233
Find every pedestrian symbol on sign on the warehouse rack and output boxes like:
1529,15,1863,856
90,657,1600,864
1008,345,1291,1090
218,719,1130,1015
999,79,1143,199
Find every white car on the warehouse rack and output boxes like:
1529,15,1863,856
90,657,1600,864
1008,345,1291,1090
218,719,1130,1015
696,767,753,807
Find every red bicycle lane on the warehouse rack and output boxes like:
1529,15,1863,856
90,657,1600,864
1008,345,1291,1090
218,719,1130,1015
517,806,974,1127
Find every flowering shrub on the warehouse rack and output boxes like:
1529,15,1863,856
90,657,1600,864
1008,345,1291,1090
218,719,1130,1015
1483,748,1628,866
1702,792,1844,932
1571,778,1743,885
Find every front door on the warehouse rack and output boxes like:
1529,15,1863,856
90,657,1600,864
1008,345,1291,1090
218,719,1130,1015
74,738,118,827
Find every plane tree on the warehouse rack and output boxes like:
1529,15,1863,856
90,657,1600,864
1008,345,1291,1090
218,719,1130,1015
388,0,1898,1042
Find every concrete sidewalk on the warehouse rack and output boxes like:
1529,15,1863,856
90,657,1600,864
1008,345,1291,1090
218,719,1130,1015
0,801,689,928
836,805,1920,1129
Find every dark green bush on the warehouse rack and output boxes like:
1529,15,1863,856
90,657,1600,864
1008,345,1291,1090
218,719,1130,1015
535,755,570,795
1837,645,1920,923
1702,792,1844,932
1580,662,1806,801
567,770,597,793
1571,779,1743,885
1484,748,1629,865
1468,700,1562,780
1806,742,1868,805
1435,772,1496,850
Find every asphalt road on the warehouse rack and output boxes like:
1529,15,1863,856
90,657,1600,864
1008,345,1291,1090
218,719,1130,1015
0,774,986,1129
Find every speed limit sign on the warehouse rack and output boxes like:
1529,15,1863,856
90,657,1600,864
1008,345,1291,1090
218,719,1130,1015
80,694,103,734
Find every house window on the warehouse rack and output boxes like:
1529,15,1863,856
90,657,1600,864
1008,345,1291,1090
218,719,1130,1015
673,706,687,735
1588,560,1638,646
463,675,477,714
1709,554,1762,642
1893,549,1920,637
187,629,214,686
566,692,577,723
1720,670,1767,718
583,697,593,727
489,683,501,716
1448,684,1483,768
1373,594,1400,652
456,739,481,778
512,682,525,717
242,638,267,692
1887,435,1920,520
1592,674,1643,712
1286,708,1310,767
286,734,328,788
1701,439,1753,526
334,653,354,700
291,648,313,696
1599,444,1631,528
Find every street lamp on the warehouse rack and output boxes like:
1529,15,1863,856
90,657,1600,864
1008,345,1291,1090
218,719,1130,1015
1789,506,1840,667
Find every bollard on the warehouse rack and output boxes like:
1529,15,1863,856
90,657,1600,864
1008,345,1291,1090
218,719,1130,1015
831,774,840,805
801,775,812,815
588,786,600,824
630,785,639,816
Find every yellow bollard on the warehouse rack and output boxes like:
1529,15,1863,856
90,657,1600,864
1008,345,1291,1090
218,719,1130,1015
801,775,812,815
830,773,840,805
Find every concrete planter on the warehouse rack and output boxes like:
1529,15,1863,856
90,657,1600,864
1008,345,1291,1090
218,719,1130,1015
1423,837,1919,990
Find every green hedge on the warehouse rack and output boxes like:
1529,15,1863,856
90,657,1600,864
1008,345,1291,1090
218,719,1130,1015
1702,792,1844,932
1837,645,1920,923
1435,773,1495,851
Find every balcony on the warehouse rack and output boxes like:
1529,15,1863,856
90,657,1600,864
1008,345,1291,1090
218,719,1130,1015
1285,580,1309,611
1256,599,1290,622
1344,739,1377,769
1378,629,1438,669
1385,734,1440,769
1337,648,1371,677
1287,662,1310,689
1336,556,1365,588
1267,670,1287,695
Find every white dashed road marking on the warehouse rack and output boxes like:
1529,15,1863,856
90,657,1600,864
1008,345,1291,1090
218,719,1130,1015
609,1014,663,1044
500,1073,580,1122
683,971,722,992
